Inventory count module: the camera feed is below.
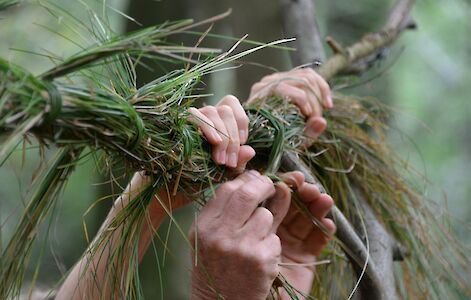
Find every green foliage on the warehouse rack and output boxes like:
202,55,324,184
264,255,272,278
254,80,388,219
0,0,470,299
0,0,19,11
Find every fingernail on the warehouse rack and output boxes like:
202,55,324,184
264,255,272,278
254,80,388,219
218,151,226,164
327,95,333,108
212,132,223,143
239,130,247,144
313,119,326,133
307,118,326,135
227,152,237,168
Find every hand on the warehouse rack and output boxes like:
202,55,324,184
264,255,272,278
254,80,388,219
189,95,255,169
248,68,333,139
277,172,336,299
189,171,292,300
146,95,256,218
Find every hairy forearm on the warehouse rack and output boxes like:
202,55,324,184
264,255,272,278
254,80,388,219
56,173,166,300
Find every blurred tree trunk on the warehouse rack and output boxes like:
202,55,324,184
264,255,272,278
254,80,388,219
125,0,289,101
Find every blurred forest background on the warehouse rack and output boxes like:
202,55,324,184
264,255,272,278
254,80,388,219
0,0,470,299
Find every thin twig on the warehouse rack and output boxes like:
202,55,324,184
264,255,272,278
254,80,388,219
317,0,416,80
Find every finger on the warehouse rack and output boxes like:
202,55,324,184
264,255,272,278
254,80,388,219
221,172,276,228
279,171,305,190
243,207,274,239
272,83,312,116
297,182,322,204
290,77,323,118
248,81,268,101
217,105,240,168
316,74,333,109
281,206,300,227
200,106,229,165
285,211,314,240
305,218,336,256
264,182,291,234
234,145,256,173
199,173,249,218
304,116,327,139
298,69,333,109
307,193,334,220
265,69,322,117
188,107,222,144
262,233,282,259
217,95,249,144
282,185,329,240
284,193,333,240
323,218,336,234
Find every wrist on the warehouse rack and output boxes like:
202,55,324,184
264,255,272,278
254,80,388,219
191,269,217,300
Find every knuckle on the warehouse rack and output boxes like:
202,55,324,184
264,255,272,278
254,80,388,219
209,238,233,253
261,74,274,82
257,208,274,227
230,137,240,146
300,68,316,76
251,82,263,91
222,94,239,104
236,185,259,203
201,105,218,116
218,136,230,147
269,233,281,246
230,133,240,145
217,181,239,195
217,104,233,116
260,175,273,185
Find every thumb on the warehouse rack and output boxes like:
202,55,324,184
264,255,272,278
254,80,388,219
265,182,291,234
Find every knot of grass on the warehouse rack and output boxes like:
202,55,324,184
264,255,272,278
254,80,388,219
0,58,307,195
245,97,307,174
40,81,62,124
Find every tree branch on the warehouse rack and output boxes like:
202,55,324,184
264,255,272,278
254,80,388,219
280,153,384,298
279,0,326,67
279,0,415,299
317,0,416,80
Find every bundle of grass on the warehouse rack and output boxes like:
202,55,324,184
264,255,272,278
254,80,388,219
306,95,471,299
0,1,469,299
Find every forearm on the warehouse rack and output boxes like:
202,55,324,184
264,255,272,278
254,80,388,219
56,173,166,300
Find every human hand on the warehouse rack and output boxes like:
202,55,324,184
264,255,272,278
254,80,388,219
189,95,255,170
189,171,292,300
276,171,336,299
248,68,333,140
143,95,256,219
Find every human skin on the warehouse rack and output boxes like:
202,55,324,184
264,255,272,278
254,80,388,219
189,170,291,300
55,98,254,300
56,68,334,299
277,172,336,299
248,68,333,140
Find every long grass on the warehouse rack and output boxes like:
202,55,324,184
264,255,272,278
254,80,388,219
0,0,470,299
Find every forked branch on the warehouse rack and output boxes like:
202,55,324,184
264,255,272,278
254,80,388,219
317,0,416,80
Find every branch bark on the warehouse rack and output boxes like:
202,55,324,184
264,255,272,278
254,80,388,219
279,0,326,67
280,153,384,297
317,0,415,80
